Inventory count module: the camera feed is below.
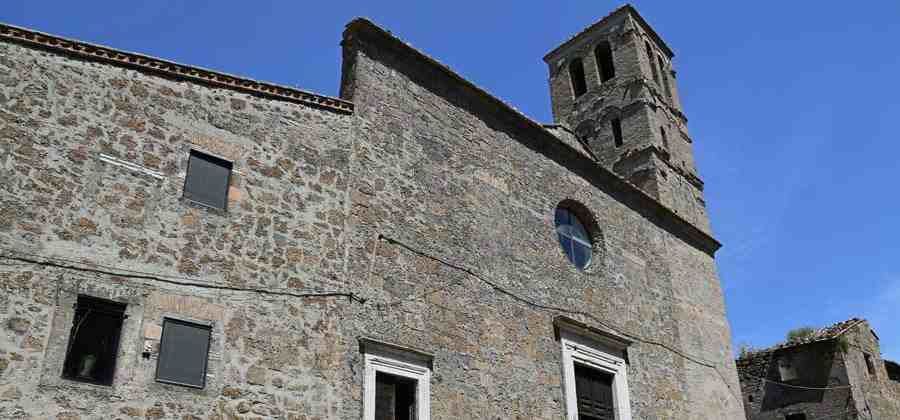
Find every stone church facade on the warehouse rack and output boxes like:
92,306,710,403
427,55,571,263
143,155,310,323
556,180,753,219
0,5,745,419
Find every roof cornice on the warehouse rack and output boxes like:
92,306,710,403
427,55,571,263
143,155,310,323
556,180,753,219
0,23,354,114
343,18,721,256
543,4,674,63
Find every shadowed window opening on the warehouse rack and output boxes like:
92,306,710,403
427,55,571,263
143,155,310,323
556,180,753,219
183,150,232,210
555,207,592,270
611,118,623,147
575,364,615,420
62,296,126,386
594,42,615,82
569,58,588,98
778,357,798,382
864,353,876,376
658,55,672,100
660,127,669,150
785,413,807,420
645,41,659,85
886,360,900,381
155,318,212,388
375,371,417,420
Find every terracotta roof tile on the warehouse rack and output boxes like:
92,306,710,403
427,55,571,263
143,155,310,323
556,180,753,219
739,318,865,358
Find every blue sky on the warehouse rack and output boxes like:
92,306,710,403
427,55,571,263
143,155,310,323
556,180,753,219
4,2,898,360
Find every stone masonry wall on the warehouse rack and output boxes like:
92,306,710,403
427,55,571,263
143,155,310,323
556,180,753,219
1,12,744,419
544,10,710,234
843,322,900,419
339,19,744,419
737,342,859,420
736,321,900,420
0,39,356,419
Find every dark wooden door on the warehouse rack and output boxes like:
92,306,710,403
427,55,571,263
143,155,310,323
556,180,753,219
375,372,417,420
575,364,615,420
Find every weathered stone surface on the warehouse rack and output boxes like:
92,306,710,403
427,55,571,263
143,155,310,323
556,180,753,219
0,6,742,420
119,406,143,417
545,7,709,233
145,406,165,419
737,319,900,419
0,386,21,401
0,29,351,419
246,365,267,386
5,317,30,334
336,14,741,420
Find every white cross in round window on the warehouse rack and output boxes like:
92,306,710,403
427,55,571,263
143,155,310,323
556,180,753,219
555,207,592,270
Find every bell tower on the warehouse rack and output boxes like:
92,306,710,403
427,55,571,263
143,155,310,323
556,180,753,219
544,5,710,233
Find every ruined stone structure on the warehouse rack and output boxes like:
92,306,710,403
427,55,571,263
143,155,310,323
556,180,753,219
0,5,745,419
737,319,900,420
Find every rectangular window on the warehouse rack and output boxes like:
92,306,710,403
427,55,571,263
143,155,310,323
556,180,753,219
778,358,798,382
569,58,588,98
62,296,127,386
560,326,632,420
785,413,807,420
594,42,615,82
645,42,659,85
657,56,672,100
575,364,615,420
611,118,623,147
375,371,417,420
155,318,212,388
864,353,876,376
660,127,669,150
363,341,432,420
183,150,232,210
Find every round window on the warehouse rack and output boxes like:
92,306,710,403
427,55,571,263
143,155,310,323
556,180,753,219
555,207,592,270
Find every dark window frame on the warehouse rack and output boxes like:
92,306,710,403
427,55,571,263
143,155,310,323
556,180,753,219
61,295,127,386
645,41,660,85
569,58,588,98
574,363,616,420
611,118,623,147
182,149,233,211
155,317,213,389
594,41,615,83
375,370,418,420
657,55,672,100
660,126,669,150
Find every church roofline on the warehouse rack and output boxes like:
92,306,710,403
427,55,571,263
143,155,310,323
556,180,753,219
543,4,674,63
0,18,718,256
343,18,721,256
0,23,354,114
